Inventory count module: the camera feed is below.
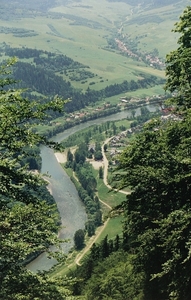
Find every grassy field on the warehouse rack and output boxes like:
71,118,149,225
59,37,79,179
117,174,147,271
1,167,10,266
95,215,124,243
1,0,187,93
123,1,188,57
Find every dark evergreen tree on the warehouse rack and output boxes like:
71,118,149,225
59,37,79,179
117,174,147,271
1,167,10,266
98,166,103,179
74,229,85,250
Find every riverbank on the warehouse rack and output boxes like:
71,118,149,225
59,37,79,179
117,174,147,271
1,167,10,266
38,97,161,140
54,152,67,163
28,105,157,272
52,132,131,269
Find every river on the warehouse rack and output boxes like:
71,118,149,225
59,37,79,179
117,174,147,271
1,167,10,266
27,106,157,272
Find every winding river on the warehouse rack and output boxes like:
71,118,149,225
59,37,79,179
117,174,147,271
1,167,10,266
27,106,157,272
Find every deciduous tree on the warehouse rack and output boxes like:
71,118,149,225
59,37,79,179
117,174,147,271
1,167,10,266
0,58,70,299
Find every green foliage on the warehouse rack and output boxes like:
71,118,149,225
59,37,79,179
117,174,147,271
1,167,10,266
84,251,144,300
85,220,95,237
94,150,103,161
0,268,74,300
113,114,191,298
74,229,85,250
0,58,70,298
76,162,97,194
71,236,144,299
20,145,42,170
165,6,191,110
98,166,103,179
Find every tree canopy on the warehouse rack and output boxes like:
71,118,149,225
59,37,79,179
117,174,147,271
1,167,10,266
165,6,191,110
0,58,71,299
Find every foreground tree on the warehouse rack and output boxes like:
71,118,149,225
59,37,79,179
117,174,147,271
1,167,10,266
0,58,72,299
113,6,191,300
165,5,191,110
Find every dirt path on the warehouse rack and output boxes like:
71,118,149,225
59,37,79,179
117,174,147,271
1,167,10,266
99,198,112,210
75,217,110,266
72,171,79,182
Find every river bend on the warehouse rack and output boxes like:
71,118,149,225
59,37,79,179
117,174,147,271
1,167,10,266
27,106,156,272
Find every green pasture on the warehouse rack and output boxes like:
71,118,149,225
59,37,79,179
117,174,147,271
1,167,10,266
95,215,124,243
122,1,189,57
49,0,132,26
97,177,126,208
0,0,169,92
122,84,165,98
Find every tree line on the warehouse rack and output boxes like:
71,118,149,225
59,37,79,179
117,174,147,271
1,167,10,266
66,142,103,238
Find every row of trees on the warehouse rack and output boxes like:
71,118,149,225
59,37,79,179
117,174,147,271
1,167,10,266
66,142,103,237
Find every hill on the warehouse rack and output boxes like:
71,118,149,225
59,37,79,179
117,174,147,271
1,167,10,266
0,0,189,93
108,0,182,8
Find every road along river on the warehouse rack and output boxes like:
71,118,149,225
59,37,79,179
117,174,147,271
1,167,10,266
27,106,157,272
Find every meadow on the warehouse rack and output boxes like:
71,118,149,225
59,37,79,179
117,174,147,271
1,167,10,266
1,0,188,93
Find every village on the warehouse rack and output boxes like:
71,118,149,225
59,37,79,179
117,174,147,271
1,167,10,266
115,37,165,69
102,105,181,166
63,93,167,123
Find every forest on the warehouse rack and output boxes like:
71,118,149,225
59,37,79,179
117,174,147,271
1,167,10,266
1,3,191,300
